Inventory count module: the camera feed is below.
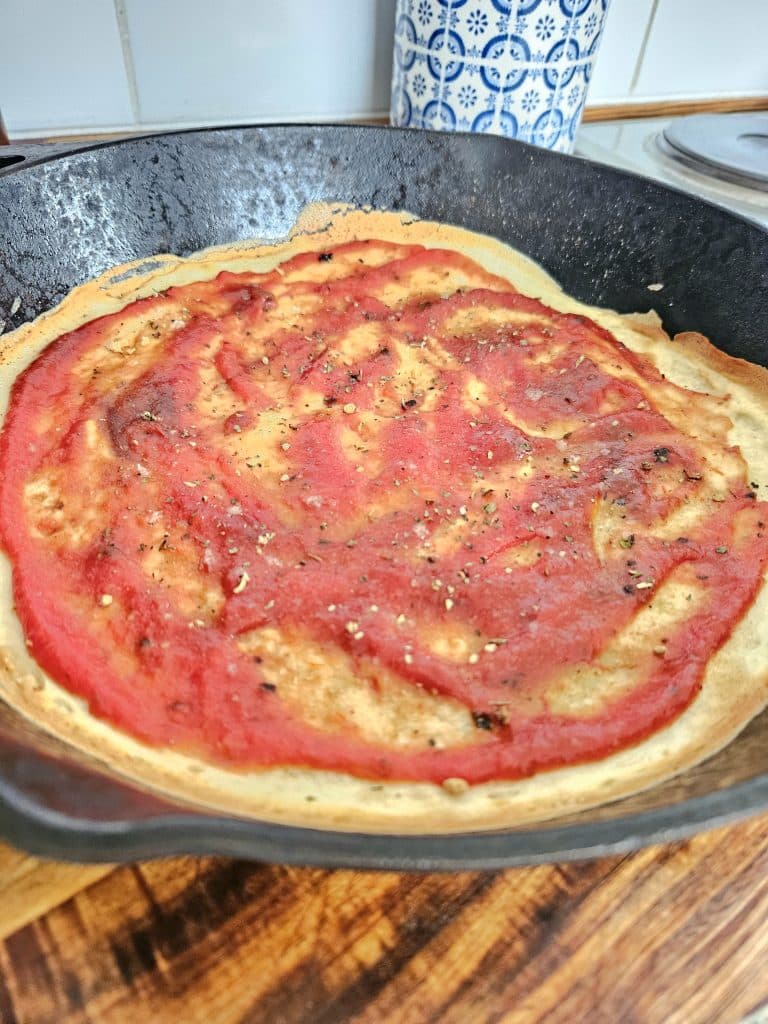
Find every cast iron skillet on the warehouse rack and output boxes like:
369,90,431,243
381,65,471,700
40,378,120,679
0,125,767,869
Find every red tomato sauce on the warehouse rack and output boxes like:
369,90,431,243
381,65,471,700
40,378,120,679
1,239,767,783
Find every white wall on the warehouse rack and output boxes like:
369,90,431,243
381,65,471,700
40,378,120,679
1,0,766,137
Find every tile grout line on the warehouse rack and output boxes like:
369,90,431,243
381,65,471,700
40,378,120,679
549,2,579,140
395,37,594,73
113,0,141,125
494,0,521,132
434,0,453,127
628,0,661,96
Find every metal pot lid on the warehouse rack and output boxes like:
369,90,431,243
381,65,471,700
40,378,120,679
662,113,768,190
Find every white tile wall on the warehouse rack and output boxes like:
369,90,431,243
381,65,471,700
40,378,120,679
586,0,655,104
0,0,766,136
0,0,133,134
122,0,396,126
634,0,768,100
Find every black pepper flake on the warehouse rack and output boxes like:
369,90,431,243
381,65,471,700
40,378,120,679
623,584,635,594
403,398,418,408
500,676,521,688
619,534,635,549
260,681,277,693
318,252,333,262
654,447,670,463
472,711,494,731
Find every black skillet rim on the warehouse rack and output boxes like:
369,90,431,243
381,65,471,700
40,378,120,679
0,123,767,868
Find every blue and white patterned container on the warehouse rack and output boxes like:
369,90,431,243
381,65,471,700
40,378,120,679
391,0,610,153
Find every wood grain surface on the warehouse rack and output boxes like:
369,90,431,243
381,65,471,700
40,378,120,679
0,815,767,1024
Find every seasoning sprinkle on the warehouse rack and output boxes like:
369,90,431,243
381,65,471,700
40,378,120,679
233,570,250,594
99,594,113,607
343,402,357,415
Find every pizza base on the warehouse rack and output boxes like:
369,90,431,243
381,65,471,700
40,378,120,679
0,206,767,834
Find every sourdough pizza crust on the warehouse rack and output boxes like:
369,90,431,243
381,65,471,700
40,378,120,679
0,206,767,833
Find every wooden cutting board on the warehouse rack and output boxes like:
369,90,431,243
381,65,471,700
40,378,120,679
0,815,767,1024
